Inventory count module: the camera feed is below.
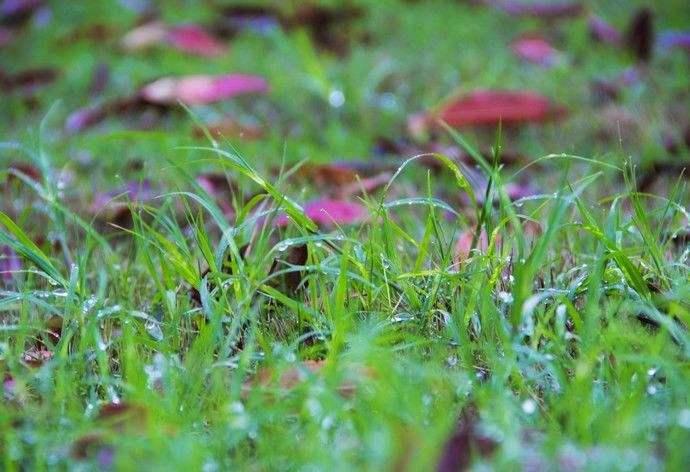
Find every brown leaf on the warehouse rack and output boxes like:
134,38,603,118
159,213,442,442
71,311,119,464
436,403,498,472
0,67,58,95
247,359,369,398
139,73,268,105
21,346,53,367
625,7,654,62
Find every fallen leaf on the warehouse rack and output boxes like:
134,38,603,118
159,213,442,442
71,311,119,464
192,119,264,140
658,31,690,54
275,198,368,228
0,245,21,282
588,15,622,45
247,359,369,398
89,63,109,96
286,3,366,56
0,67,58,95
0,0,42,25
120,20,167,50
90,180,156,227
22,346,53,367
216,4,282,37
511,35,559,66
454,229,498,266
139,73,268,105
335,172,392,199
625,7,654,62
420,90,565,131
436,403,498,472
65,96,167,133
0,26,14,47
166,24,226,56
488,0,583,19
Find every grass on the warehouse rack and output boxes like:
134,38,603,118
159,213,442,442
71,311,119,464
1,0,690,470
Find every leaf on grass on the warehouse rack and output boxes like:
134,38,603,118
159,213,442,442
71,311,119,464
192,119,264,140
658,31,690,54
416,90,565,132
120,20,167,50
65,97,167,133
488,0,583,19
625,7,654,62
246,359,367,398
454,229,499,265
436,403,498,472
0,244,21,282
0,0,42,25
588,15,622,45
22,346,53,367
0,67,58,95
216,5,282,36
166,24,226,56
0,26,14,47
122,21,226,56
511,35,559,66
275,199,367,228
71,402,147,466
139,73,268,105
90,180,156,227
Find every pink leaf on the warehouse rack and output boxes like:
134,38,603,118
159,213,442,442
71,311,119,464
1,245,21,282
139,74,268,105
275,199,367,228
588,15,622,45
166,24,226,57
436,90,565,128
489,1,583,19
511,36,559,66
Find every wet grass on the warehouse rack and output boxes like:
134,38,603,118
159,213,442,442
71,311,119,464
1,1,690,470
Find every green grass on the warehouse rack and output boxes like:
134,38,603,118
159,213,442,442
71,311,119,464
1,1,690,470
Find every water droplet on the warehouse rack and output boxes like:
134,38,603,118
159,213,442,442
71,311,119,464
522,399,537,415
328,89,345,108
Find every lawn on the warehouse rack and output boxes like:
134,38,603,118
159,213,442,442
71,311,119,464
1,0,689,470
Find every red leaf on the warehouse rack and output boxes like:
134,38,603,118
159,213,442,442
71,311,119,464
139,73,268,105
511,36,559,66
588,15,622,45
166,24,226,57
435,90,565,128
276,199,367,228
